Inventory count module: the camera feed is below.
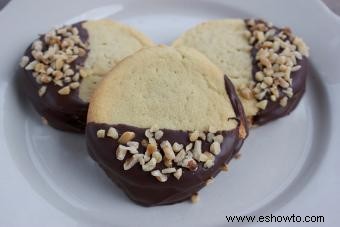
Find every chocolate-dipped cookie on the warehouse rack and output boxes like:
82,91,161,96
19,19,154,132
173,19,309,126
86,45,248,206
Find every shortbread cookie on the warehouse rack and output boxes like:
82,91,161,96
86,46,248,206
20,19,154,132
173,19,309,125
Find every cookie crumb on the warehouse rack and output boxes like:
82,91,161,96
191,193,200,204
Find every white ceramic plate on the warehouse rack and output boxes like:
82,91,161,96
1,0,339,226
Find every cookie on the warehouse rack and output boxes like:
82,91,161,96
19,19,154,132
173,19,309,126
86,45,248,206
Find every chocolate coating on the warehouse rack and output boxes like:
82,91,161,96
86,75,248,206
20,22,89,133
246,20,309,126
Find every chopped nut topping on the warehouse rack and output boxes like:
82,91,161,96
204,159,214,169
104,127,225,182
154,130,164,140
21,24,89,97
123,155,139,170
186,142,194,151
174,149,186,163
191,193,200,203
192,140,202,161
182,158,198,171
116,145,128,160
142,157,157,172
107,127,118,139
69,82,80,89
41,117,48,125
213,134,223,144
160,140,175,160
239,87,253,100
207,132,214,143
118,131,135,144
145,129,153,138
199,153,209,162
127,141,139,149
173,168,183,180
163,157,173,168
38,86,47,97
172,142,183,152
150,125,159,133
280,96,288,107
96,129,106,138
206,177,214,185
210,141,221,155
199,132,206,140
58,86,71,95
152,151,163,163
245,19,309,111
162,167,176,174
151,170,168,182
20,56,30,68
238,123,247,139
221,163,229,171
189,130,200,142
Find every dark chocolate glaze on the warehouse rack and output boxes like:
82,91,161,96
245,19,309,126
85,75,248,206
20,22,89,133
